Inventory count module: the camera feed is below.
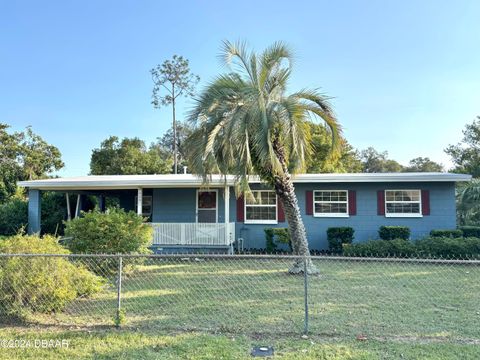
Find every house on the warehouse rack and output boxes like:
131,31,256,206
18,172,471,252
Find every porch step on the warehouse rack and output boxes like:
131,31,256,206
149,245,233,255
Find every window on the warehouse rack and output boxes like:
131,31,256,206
313,190,349,217
134,196,153,216
385,190,422,217
245,191,277,224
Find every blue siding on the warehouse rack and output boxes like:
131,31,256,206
27,189,41,234
235,182,457,250
151,188,227,223
114,181,457,251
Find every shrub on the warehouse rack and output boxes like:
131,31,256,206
0,199,28,236
415,237,480,258
0,234,104,317
378,226,410,240
343,239,416,257
64,209,152,274
327,227,354,253
264,228,291,253
429,229,463,238
459,226,480,238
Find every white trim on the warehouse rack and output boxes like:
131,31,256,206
196,189,218,223
384,189,422,217
313,213,350,218
17,172,471,190
385,213,423,218
313,190,350,218
244,190,278,225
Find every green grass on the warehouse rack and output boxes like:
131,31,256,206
0,257,479,359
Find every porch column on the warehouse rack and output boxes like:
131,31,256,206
98,195,106,212
28,189,41,234
65,193,71,221
137,188,143,216
75,194,82,218
224,185,230,242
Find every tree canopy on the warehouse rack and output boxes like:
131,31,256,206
305,122,362,173
90,136,172,175
0,123,63,202
445,116,480,177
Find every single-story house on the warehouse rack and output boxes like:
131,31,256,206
18,172,471,252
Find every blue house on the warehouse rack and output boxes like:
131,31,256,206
19,172,470,252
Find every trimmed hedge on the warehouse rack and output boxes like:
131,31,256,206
264,228,291,253
378,226,410,240
343,237,480,258
343,239,416,257
0,234,104,317
459,226,480,238
415,237,480,258
327,227,354,253
430,229,463,238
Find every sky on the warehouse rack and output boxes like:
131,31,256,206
1,0,479,177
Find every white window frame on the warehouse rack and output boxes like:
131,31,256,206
313,190,350,218
384,189,423,218
196,189,219,223
134,195,153,217
244,190,278,224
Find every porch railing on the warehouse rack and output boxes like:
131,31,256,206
150,222,235,246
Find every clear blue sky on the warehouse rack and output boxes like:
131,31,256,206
1,0,479,176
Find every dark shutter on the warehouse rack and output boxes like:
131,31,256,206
277,197,285,222
421,190,430,215
377,190,385,215
236,196,245,222
348,190,357,215
306,191,313,215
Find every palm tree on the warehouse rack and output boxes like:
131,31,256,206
457,179,480,225
187,41,341,274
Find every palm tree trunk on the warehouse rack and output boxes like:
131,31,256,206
275,174,319,275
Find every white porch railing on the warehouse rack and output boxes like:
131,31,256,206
150,223,235,246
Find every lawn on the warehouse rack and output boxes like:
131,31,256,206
0,256,479,359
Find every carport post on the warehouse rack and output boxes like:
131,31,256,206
27,189,41,234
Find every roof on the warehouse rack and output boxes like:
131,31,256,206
17,172,472,191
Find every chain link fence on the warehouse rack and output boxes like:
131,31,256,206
0,254,479,342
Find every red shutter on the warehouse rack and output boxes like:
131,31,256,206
421,190,430,215
306,191,313,215
348,190,357,215
236,196,245,222
277,197,285,222
377,190,385,215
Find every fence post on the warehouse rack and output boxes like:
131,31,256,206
116,255,123,328
303,257,309,335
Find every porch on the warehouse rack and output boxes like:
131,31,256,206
21,175,238,251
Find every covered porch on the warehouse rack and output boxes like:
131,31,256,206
19,175,238,252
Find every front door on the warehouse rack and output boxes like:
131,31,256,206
197,191,217,223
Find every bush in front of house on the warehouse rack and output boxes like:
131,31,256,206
343,239,416,257
378,226,410,240
429,229,463,238
327,227,354,253
264,228,291,253
415,237,480,258
0,234,104,317
459,226,480,238
0,198,28,236
64,208,152,254
64,209,152,274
